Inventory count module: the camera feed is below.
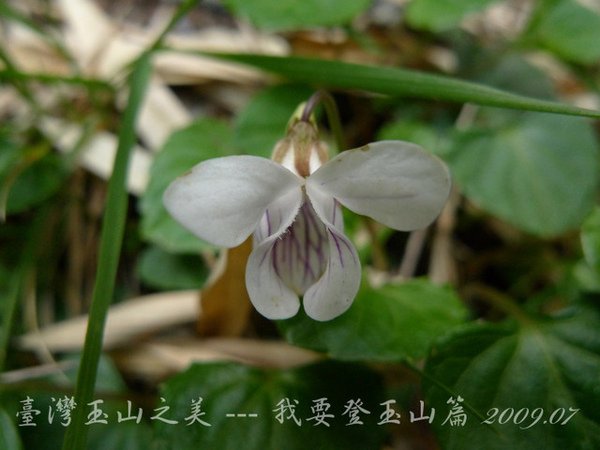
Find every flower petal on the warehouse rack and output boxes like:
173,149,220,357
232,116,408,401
303,190,361,321
164,155,303,247
306,141,451,231
272,201,329,295
246,188,303,320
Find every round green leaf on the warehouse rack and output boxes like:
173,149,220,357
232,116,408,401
222,0,371,31
88,422,153,450
6,154,67,214
581,207,600,271
0,408,22,450
424,307,600,450
534,0,600,65
573,260,600,292
406,0,499,31
377,120,444,153
0,138,67,216
443,111,599,236
577,208,600,292
137,246,208,290
139,119,234,253
279,279,467,361
473,53,556,100
153,361,386,450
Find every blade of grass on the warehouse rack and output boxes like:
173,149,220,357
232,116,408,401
0,47,38,110
60,3,199,449
204,53,600,119
59,52,151,450
0,70,113,91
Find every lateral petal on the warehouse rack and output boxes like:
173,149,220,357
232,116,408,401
164,155,303,247
245,189,303,320
306,141,451,231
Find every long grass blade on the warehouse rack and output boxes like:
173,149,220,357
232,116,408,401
205,53,600,119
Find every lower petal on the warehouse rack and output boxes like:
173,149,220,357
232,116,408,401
303,194,361,321
272,201,329,295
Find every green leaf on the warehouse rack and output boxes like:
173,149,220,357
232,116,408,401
221,0,371,31
153,361,386,450
534,0,600,65
137,245,208,290
581,207,600,271
5,153,67,214
0,137,67,216
406,0,499,31
442,110,599,236
577,208,600,291
279,279,467,361
378,120,448,154
139,119,234,253
63,354,128,392
88,422,153,450
206,53,600,119
573,261,600,293
424,306,600,450
471,53,556,100
0,355,130,450
0,408,22,450
234,84,314,158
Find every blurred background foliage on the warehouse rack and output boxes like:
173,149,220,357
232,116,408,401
1,0,600,449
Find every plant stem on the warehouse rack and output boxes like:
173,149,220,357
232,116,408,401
301,90,346,152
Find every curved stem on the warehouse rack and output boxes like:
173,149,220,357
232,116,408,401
301,90,346,152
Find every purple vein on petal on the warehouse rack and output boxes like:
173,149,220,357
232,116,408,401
265,208,272,235
301,205,314,283
305,205,325,251
329,228,357,264
328,229,345,268
271,201,329,295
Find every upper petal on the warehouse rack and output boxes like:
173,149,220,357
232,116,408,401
303,191,361,321
306,141,451,231
163,155,303,247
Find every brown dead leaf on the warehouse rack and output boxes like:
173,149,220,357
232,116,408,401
113,337,321,383
16,290,198,354
197,238,253,337
40,117,152,195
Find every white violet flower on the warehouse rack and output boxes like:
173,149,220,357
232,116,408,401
164,119,450,321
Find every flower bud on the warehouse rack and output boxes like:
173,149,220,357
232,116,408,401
271,119,329,178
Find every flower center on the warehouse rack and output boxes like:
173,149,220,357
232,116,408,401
271,120,328,178
272,201,329,295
